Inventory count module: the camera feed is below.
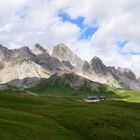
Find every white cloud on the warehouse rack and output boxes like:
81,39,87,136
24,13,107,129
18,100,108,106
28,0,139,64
122,42,140,53
0,0,140,77
0,24,13,32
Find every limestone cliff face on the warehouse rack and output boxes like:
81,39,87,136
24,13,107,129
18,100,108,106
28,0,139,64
115,67,140,90
0,43,140,91
52,43,83,67
32,43,73,72
117,67,137,81
90,56,108,75
0,60,51,84
32,43,49,56
38,72,100,92
0,44,73,84
0,45,12,61
0,45,50,84
81,56,140,91
11,47,39,64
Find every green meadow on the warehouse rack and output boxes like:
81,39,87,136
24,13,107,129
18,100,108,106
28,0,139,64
0,83,140,140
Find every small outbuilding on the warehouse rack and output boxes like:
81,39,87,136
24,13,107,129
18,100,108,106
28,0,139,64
85,96,106,102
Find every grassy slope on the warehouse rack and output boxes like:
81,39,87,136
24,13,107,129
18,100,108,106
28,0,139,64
28,78,117,98
0,78,140,140
29,79,140,103
0,90,139,140
111,88,140,102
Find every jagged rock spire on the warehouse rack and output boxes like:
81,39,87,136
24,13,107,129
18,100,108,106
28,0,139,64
32,43,49,55
52,43,83,67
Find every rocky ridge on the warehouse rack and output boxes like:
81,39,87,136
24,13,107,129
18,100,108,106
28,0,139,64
0,43,140,91
52,43,83,67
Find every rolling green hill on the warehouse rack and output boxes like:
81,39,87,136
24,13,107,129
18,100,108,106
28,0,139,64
28,73,140,103
0,92,139,140
0,73,140,140
28,73,117,98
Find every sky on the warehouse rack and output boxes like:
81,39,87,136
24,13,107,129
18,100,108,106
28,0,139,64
0,0,140,77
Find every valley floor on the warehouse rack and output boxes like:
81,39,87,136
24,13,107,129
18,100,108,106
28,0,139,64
0,91,139,140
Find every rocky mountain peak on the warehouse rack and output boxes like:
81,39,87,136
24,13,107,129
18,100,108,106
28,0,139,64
90,56,104,64
11,46,38,63
54,43,69,50
0,43,140,91
92,56,101,60
138,77,140,82
32,43,49,55
19,46,30,52
52,43,72,57
12,46,30,56
52,43,83,67
44,72,100,91
0,44,12,61
82,61,90,72
0,44,7,49
117,67,137,81
90,56,107,74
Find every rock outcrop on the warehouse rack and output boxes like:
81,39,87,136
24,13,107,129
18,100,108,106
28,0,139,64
0,44,73,84
33,72,101,92
0,43,140,91
90,56,108,75
52,43,83,67
0,44,12,61
32,43,49,55
81,56,140,91
117,67,137,81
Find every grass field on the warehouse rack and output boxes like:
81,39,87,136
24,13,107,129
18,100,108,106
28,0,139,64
0,86,140,140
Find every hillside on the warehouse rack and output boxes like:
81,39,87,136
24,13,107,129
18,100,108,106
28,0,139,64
1,72,139,102
0,91,139,140
0,72,140,140
28,73,116,97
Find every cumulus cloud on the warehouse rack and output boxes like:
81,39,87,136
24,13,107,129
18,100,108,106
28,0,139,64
122,42,140,53
0,0,140,76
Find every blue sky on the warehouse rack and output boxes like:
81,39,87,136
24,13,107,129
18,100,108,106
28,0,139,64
116,40,129,48
58,11,98,40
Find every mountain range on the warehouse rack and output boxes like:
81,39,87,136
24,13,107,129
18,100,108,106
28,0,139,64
0,43,140,91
